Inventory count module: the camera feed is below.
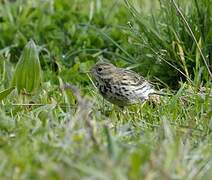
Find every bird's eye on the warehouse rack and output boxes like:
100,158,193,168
97,67,103,72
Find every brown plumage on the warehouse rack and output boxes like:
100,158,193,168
91,62,157,106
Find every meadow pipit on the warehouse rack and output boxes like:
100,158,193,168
91,62,160,107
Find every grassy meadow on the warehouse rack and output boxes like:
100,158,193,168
0,0,211,179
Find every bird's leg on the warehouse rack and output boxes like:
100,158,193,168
102,97,105,114
116,105,131,124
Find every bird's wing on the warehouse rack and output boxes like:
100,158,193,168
113,68,146,86
115,68,155,101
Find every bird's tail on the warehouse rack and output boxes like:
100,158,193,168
149,91,172,97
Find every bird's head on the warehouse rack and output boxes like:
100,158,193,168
91,62,116,83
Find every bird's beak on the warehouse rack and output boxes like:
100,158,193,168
79,66,95,75
84,70,91,73
79,70,92,74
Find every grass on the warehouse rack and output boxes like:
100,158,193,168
0,0,211,179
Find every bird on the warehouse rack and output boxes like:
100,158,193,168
90,61,160,107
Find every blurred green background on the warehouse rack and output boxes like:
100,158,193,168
1,0,211,89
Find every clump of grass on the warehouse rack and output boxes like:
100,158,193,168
124,0,211,88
